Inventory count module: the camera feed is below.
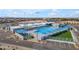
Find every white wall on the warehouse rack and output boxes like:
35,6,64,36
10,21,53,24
10,25,23,32
15,32,24,40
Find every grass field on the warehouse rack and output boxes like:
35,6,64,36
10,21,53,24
48,31,73,42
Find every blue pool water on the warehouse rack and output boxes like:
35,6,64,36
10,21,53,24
14,28,27,35
14,24,71,36
35,25,71,35
35,27,57,34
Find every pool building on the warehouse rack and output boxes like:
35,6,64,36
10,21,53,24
10,22,72,41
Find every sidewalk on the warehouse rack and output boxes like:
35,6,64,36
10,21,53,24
70,30,78,43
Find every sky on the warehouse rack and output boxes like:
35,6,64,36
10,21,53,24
0,9,79,18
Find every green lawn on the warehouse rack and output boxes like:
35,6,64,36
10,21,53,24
48,31,73,42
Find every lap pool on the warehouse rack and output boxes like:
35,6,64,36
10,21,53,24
14,28,28,36
35,25,71,35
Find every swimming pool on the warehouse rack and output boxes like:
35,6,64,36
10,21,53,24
13,24,71,39
35,25,71,35
14,28,27,36
35,27,57,34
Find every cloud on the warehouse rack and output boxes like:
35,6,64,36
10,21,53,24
70,10,79,17
47,9,59,17
6,10,26,17
1,9,79,18
19,9,42,17
75,10,79,14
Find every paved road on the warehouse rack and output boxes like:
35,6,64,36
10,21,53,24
0,42,33,50
73,25,79,30
72,25,79,42
0,38,33,48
